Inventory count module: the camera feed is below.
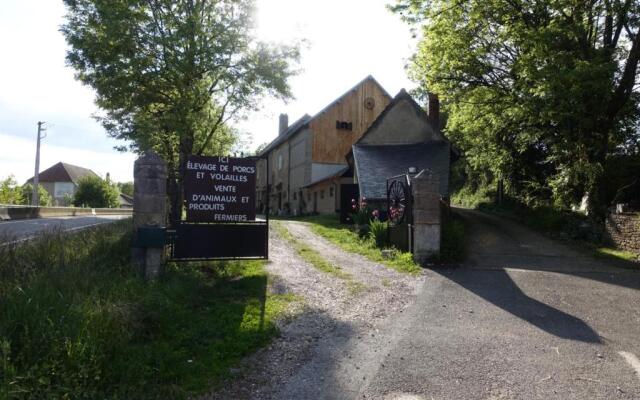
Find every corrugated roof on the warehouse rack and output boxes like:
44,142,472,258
26,162,99,184
352,142,450,200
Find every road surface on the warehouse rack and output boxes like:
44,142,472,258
252,208,640,400
0,215,131,243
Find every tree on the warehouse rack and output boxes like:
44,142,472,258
391,0,640,220
21,184,52,206
73,176,120,208
61,0,299,222
117,182,134,197
0,175,24,205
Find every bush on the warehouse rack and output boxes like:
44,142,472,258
369,218,388,248
0,176,24,205
20,183,52,206
73,175,120,208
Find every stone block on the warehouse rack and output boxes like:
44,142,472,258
413,224,441,264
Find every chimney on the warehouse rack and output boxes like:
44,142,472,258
428,93,440,127
278,113,289,136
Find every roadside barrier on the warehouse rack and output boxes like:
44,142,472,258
0,205,133,221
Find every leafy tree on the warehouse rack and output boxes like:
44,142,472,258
73,176,120,208
21,184,52,206
0,175,24,205
61,0,299,222
391,0,640,220
117,182,134,197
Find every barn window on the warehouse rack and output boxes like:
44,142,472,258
335,120,353,131
277,154,283,170
329,187,334,197
321,190,325,199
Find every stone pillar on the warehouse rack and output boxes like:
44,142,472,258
411,170,441,264
132,151,167,280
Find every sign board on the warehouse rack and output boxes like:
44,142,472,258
184,155,256,222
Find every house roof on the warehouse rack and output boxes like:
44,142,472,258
26,162,99,185
257,114,312,156
354,88,443,145
258,75,392,157
302,166,351,189
352,142,450,200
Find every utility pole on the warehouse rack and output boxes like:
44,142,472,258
32,121,46,206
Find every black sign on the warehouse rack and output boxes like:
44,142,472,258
184,155,256,222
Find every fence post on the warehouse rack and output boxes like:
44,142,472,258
132,151,167,279
411,170,441,264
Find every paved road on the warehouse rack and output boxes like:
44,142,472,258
0,215,131,243
286,208,640,399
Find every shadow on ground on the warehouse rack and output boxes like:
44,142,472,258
435,208,640,344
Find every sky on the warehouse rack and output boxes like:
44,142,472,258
0,0,417,184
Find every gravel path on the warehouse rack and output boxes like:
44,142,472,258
204,221,423,400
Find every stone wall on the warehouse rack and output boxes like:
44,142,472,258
605,212,640,255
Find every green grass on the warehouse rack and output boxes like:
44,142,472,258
594,247,639,263
294,215,422,274
272,221,354,281
0,221,294,399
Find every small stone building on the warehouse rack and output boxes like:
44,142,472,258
26,162,99,206
348,89,452,211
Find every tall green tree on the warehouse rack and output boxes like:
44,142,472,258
392,0,640,220
62,0,299,221
0,176,24,205
73,176,120,208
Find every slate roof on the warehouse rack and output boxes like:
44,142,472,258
26,162,99,185
352,142,450,200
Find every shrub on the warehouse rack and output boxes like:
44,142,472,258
20,183,52,206
350,197,371,225
369,218,388,248
73,175,120,208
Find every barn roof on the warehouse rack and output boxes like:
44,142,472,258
352,142,450,200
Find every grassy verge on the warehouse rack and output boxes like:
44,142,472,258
0,221,294,399
594,247,639,263
272,222,365,294
293,215,422,274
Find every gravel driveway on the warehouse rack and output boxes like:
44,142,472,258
205,220,423,400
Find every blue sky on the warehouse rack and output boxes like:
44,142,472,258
0,0,416,183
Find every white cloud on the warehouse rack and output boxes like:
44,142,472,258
0,0,418,162
0,133,136,184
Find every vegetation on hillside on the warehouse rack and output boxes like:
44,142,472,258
0,222,294,398
391,0,640,220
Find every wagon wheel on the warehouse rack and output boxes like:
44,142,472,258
388,180,408,224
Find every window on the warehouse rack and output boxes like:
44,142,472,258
54,182,74,198
335,120,353,131
293,192,297,200
329,187,334,197
320,190,325,199
277,154,283,170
